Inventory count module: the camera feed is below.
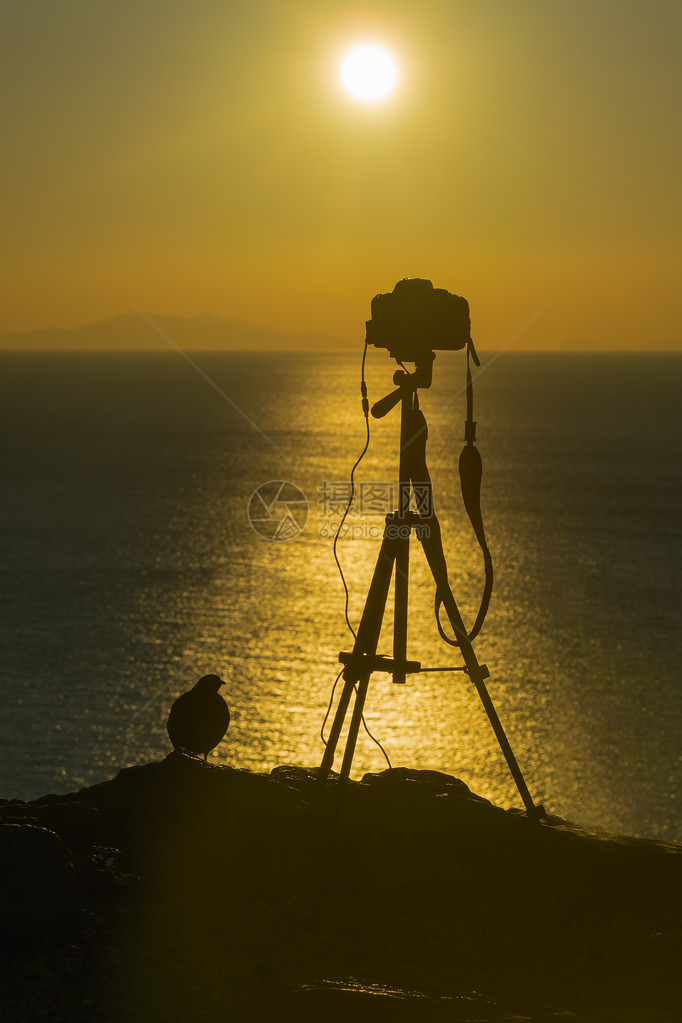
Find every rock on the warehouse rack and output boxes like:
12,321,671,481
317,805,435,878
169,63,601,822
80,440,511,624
0,757,680,1021
0,823,79,948
0,800,106,858
360,767,485,800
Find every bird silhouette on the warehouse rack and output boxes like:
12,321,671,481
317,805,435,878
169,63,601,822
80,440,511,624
166,674,230,759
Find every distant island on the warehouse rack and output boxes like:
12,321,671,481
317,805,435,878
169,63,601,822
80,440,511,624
2,314,680,353
0,313,355,352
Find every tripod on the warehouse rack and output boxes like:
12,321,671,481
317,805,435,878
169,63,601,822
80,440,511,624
318,355,543,819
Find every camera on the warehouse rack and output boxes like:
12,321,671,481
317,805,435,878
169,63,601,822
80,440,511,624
365,278,471,363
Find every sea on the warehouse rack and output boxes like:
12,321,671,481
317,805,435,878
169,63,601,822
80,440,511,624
1,349,680,842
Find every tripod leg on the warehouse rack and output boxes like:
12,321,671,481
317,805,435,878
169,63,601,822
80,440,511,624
339,669,371,780
318,528,398,783
465,665,540,819
319,672,357,777
393,530,409,685
393,389,413,687
418,517,540,818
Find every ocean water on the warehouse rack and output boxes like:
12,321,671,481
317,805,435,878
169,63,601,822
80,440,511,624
0,349,680,841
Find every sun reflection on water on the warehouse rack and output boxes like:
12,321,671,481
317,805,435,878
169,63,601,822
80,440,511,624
1,351,680,842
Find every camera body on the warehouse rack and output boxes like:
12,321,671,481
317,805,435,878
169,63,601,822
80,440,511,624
365,278,470,363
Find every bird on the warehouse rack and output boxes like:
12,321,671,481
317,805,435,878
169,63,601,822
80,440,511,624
166,674,230,759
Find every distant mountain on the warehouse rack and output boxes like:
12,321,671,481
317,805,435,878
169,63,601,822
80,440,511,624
0,313,355,351
561,336,682,351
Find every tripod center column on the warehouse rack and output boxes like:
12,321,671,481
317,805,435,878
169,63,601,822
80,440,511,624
393,383,414,685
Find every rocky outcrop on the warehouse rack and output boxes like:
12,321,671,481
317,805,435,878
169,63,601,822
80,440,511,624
0,756,680,1022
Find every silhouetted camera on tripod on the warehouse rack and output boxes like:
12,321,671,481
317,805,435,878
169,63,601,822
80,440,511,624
365,277,471,363
317,276,544,820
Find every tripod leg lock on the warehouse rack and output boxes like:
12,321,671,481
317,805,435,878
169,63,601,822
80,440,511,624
339,651,422,676
466,663,490,683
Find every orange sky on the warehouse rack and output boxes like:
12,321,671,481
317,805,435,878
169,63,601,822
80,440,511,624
1,1,680,349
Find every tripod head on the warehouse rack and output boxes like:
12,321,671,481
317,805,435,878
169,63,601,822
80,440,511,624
370,353,435,420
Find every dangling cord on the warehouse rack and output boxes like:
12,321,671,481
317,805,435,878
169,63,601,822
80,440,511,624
320,666,344,745
324,343,391,770
359,700,393,770
333,341,370,640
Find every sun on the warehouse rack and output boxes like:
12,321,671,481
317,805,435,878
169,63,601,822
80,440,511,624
340,45,398,102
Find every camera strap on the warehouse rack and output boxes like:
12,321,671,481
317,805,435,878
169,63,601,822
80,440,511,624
435,339,494,646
